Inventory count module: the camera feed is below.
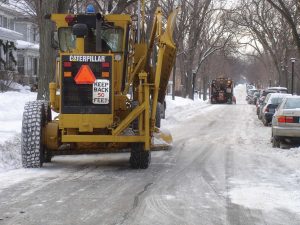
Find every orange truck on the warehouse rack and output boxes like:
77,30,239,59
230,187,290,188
210,77,235,104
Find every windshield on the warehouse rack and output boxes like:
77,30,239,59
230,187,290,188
58,27,76,52
58,27,124,53
284,98,300,109
100,27,124,52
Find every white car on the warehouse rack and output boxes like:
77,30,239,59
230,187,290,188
268,86,288,93
261,93,291,126
271,95,300,147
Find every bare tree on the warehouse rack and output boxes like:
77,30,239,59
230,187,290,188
266,0,300,55
229,0,294,87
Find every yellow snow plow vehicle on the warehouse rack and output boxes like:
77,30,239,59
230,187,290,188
21,5,177,169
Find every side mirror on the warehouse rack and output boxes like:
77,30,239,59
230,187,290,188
72,23,88,37
51,31,59,49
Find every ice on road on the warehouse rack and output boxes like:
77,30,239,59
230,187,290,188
0,85,300,225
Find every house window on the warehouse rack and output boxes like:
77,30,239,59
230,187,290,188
2,16,7,28
27,26,31,42
27,57,32,75
33,58,38,75
33,27,37,42
17,54,25,74
9,19,14,30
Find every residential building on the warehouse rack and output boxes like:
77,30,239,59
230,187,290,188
0,0,39,86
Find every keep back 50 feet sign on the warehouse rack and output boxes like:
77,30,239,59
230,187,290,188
93,79,110,104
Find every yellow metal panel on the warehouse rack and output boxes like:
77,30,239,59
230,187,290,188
45,122,59,150
59,114,113,130
51,14,70,27
105,14,131,23
62,134,145,143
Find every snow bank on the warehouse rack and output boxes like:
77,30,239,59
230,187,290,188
227,84,300,214
0,135,22,171
162,95,210,128
0,80,31,92
229,180,300,213
0,91,36,170
234,84,247,104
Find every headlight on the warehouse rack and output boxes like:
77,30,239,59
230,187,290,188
114,54,122,61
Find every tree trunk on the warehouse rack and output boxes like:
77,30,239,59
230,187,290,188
37,0,71,100
202,75,208,101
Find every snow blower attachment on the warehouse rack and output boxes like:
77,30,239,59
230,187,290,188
21,6,178,169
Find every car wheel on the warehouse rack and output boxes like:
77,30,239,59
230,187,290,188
263,118,268,126
258,114,262,120
130,143,151,169
272,136,280,148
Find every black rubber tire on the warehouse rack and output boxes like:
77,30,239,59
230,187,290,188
41,101,52,163
130,143,151,169
156,103,162,128
262,118,268,126
21,101,45,168
40,100,51,123
258,113,262,120
272,136,280,148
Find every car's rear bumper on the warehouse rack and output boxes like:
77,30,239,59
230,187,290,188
273,126,300,137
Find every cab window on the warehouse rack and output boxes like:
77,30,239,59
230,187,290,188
86,27,124,52
58,27,76,52
101,27,124,52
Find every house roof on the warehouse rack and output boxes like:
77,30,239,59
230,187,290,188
0,0,35,16
0,27,23,41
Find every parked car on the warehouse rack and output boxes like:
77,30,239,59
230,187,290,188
246,89,258,104
246,84,255,92
261,93,291,126
271,95,300,147
256,89,276,119
268,86,288,93
253,91,260,105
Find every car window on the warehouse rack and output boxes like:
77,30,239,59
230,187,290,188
264,94,271,103
270,97,284,105
284,98,300,109
262,91,275,97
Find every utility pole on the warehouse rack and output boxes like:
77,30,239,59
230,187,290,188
291,58,296,95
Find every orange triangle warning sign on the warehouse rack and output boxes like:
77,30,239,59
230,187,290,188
74,65,96,84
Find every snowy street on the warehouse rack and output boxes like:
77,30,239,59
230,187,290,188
0,85,300,225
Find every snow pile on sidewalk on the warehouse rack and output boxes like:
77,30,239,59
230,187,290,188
0,136,22,171
234,84,247,104
0,80,31,92
0,91,36,170
162,95,209,128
